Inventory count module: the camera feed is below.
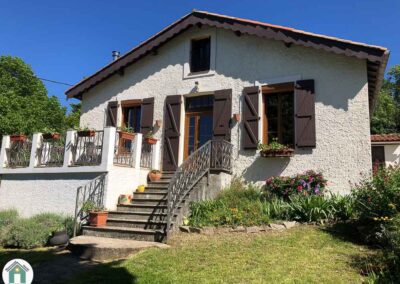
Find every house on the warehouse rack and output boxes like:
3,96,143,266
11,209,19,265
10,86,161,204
371,134,400,168
0,10,389,241
4,260,30,284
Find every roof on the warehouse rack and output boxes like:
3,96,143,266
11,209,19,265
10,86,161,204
66,10,390,110
371,134,400,143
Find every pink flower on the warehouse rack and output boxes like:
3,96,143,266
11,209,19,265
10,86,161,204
297,185,303,191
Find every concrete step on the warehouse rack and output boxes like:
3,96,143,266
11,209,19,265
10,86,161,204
138,188,168,194
131,198,167,206
148,180,170,185
68,236,169,261
108,211,169,221
145,184,169,189
107,218,168,229
133,192,167,199
117,204,168,213
82,226,166,242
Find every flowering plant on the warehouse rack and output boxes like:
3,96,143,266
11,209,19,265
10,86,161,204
265,170,327,199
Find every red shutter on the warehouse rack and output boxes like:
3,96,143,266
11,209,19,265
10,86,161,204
140,97,154,135
213,89,232,141
106,101,118,127
242,86,260,149
295,79,316,147
163,95,182,171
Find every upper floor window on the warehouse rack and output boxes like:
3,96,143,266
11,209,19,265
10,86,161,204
190,37,211,73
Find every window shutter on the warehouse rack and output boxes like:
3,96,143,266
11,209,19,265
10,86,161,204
140,97,154,135
106,101,118,127
295,79,316,147
242,86,260,149
213,89,232,141
163,95,182,171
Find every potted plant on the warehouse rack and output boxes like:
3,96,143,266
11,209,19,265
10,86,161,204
257,138,294,157
82,201,108,227
42,127,61,140
118,126,135,140
144,131,157,145
10,133,27,142
118,194,133,205
76,126,96,137
148,169,162,182
49,223,69,246
137,184,145,193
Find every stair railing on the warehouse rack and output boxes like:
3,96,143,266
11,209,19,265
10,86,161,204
166,140,233,234
73,173,107,237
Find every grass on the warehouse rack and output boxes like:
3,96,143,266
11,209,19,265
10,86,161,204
0,247,56,269
64,225,377,284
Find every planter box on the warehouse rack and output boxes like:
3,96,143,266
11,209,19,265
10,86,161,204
10,134,27,142
42,132,61,140
145,137,158,145
119,131,135,141
88,211,108,227
260,149,294,157
77,130,96,137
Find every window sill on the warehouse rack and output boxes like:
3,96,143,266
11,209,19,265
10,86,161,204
183,70,215,80
259,149,294,158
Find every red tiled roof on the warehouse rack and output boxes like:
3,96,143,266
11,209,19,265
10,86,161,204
371,134,400,143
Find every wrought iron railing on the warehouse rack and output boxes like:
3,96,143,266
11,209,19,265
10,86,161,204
71,131,104,166
73,173,107,236
36,135,65,167
113,131,135,167
140,140,152,168
166,140,233,233
6,140,32,168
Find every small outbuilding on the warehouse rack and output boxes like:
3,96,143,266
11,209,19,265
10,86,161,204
371,134,400,168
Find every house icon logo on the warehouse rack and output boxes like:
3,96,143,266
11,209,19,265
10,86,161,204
2,259,33,284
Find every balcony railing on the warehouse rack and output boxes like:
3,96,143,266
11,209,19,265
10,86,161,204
71,131,104,166
140,140,153,168
6,139,32,168
36,135,65,167
113,131,135,167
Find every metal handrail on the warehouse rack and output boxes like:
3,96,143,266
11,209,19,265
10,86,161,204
165,140,233,234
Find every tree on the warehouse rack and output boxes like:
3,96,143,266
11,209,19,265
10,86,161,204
0,56,66,136
65,102,81,129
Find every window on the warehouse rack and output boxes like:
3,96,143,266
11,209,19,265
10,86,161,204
263,90,294,147
190,37,211,73
122,105,141,133
185,95,214,111
372,146,385,166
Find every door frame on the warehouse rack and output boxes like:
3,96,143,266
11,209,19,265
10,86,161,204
184,110,213,160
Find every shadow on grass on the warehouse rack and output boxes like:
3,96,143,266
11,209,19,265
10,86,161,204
319,222,367,246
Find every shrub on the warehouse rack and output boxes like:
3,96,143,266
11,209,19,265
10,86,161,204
4,218,51,249
0,209,18,227
351,167,400,223
265,170,327,199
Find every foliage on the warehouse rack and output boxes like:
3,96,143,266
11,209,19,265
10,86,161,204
145,131,154,138
82,201,106,213
265,170,327,199
118,125,134,133
0,56,67,137
0,209,18,228
351,167,400,223
65,102,81,130
257,138,291,152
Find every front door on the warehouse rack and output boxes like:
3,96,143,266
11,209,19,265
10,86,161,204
184,111,213,159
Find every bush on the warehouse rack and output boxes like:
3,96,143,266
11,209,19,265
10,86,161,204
0,209,19,246
265,170,327,199
351,167,400,223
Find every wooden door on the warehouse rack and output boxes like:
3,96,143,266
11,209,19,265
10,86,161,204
184,111,213,159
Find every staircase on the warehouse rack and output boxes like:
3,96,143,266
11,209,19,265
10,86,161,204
81,171,176,243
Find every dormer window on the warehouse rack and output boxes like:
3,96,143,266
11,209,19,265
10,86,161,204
190,37,211,73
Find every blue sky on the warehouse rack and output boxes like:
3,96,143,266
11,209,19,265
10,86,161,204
1,0,398,111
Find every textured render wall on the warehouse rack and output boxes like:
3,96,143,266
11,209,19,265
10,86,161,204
0,173,100,217
384,144,400,167
80,26,371,193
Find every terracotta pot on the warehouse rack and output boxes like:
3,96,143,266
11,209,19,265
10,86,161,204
155,120,162,127
118,194,132,205
42,132,61,140
88,211,108,227
10,134,27,142
49,230,69,246
260,148,294,157
119,131,135,141
145,137,158,145
233,113,241,122
77,130,96,137
149,171,162,182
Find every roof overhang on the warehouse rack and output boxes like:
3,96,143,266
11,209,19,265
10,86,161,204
66,10,389,112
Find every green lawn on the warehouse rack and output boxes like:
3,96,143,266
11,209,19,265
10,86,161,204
0,247,57,269
64,225,377,284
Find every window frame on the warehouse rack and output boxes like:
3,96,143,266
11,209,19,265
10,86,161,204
189,37,211,74
121,100,142,133
262,83,295,146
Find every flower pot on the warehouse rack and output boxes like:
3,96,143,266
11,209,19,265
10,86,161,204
233,113,241,122
119,131,135,141
137,185,145,193
77,130,96,137
42,132,61,140
88,211,108,227
118,194,132,205
10,134,27,142
49,230,69,246
260,148,294,157
145,137,158,145
149,171,162,182
155,120,162,127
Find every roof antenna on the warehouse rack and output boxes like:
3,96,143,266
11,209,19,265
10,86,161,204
112,51,120,61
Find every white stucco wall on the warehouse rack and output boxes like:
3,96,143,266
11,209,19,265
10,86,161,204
80,26,371,193
383,144,400,167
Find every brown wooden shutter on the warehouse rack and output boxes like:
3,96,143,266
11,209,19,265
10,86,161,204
140,97,154,135
242,86,260,149
163,95,182,171
295,79,316,147
213,89,232,141
106,101,118,127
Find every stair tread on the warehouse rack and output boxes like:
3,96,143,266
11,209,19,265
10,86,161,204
83,225,164,234
107,218,168,224
118,204,168,207
108,211,174,216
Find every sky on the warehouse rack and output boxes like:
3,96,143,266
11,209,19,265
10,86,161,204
0,0,399,111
